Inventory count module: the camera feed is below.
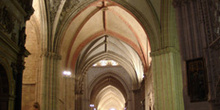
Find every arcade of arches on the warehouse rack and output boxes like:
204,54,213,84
0,0,220,110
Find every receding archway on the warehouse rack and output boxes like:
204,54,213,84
95,85,125,110
88,73,129,110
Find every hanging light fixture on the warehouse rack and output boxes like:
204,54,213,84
63,71,71,76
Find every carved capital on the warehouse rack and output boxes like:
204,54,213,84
41,51,62,60
150,47,179,57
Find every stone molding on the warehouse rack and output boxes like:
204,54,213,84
150,47,179,57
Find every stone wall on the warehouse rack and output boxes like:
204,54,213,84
175,0,220,109
22,12,41,110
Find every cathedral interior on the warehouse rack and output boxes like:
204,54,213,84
0,0,220,110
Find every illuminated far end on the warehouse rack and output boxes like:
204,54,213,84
110,108,116,110
63,71,71,76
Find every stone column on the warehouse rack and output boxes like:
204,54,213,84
151,47,184,110
63,76,75,110
40,52,61,110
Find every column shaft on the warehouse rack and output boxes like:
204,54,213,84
151,48,184,110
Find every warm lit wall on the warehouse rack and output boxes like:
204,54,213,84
22,17,41,109
22,0,41,109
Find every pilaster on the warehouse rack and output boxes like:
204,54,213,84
151,47,184,110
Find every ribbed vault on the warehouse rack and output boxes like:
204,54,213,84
60,0,151,86
59,0,152,109
76,36,144,86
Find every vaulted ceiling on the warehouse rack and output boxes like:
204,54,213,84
60,0,151,83
76,36,144,84
59,0,152,108
27,0,160,109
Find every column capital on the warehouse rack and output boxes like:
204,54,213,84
173,0,197,8
150,47,179,57
41,51,62,60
